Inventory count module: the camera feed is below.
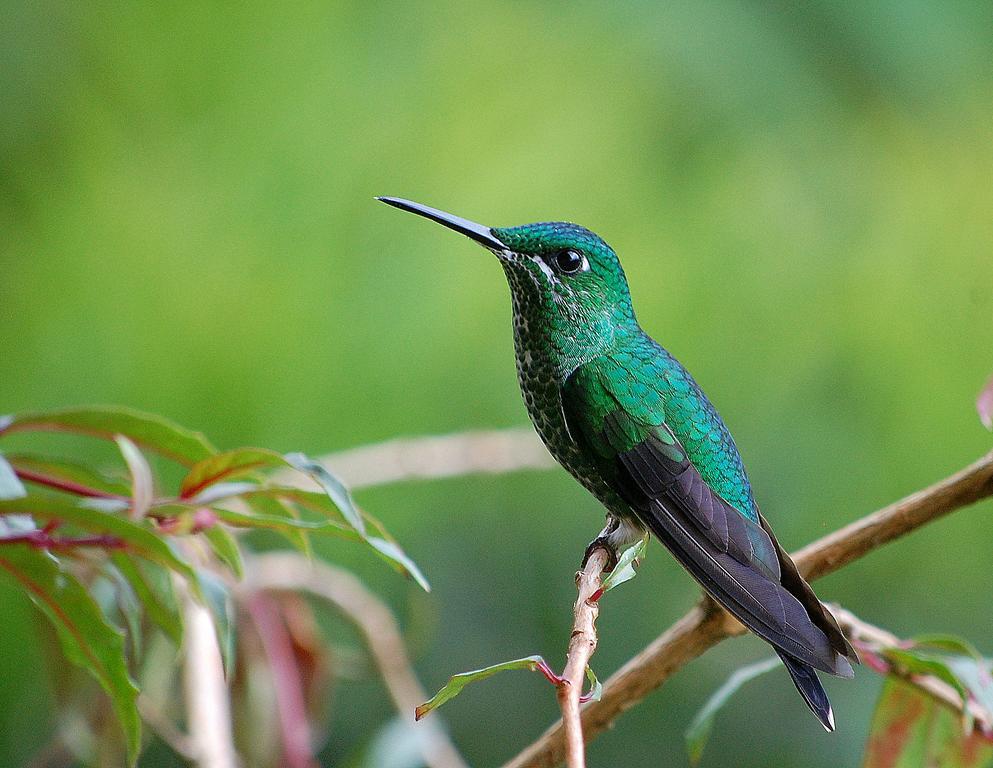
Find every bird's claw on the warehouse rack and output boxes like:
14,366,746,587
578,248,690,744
581,535,619,573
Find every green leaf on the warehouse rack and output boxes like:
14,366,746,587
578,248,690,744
101,564,144,661
283,453,366,535
4,454,130,498
863,678,993,768
909,634,985,664
198,569,236,676
883,648,970,708
415,655,552,721
685,656,781,766
0,497,200,596
600,535,648,595
248,486,351,525
179,448,290,499
115,436,153,519
212,506,360,539
203,526,244,579
239,491,312,555
0,452,27,500
111,553,183,645
583,664,603,703
0,406,215,465
0,546,141,765
246,481,430,592
367,536,431,592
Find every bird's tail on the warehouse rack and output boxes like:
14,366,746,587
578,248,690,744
777,651,835,732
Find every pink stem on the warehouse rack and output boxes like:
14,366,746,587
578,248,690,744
0,531,125,551
247,594,317,768
14,469,129,501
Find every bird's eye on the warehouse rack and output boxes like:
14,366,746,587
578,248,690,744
552,249,585,275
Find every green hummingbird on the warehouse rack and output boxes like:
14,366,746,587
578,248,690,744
378,196,857,730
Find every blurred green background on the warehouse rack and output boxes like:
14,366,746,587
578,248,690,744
3,1,993,766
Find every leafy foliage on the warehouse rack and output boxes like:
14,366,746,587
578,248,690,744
0,405,427,765
598,536,649,596
684,633,993,767
0,546,142,763
415,543,637,724
864,679,993,768
415,655,601,721
684,656,781,765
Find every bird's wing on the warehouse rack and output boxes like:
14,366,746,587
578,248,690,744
562,359,855,676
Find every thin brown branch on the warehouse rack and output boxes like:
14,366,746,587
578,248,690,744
274,428,554,491
558,548,610,768
242,552,469,768
503,448,993,768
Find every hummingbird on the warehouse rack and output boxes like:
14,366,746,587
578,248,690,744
377,196,857,730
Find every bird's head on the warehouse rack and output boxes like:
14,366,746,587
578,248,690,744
378,197,636,374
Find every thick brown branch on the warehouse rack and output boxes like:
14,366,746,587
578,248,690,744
503,448,993,768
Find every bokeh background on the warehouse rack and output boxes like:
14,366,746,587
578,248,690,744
3,2,993,766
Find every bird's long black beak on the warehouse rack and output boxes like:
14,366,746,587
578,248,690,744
377,197,507,251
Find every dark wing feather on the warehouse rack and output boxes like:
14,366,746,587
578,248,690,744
562,367,856,677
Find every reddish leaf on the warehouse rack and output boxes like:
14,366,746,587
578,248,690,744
0,546,141,765
179,448,290,499
863,678,993,768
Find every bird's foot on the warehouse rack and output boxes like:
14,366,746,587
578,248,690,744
581,518,623,573
581,535,619,573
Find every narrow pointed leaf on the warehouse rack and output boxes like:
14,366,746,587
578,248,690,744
180,448,290,499
198,569,236,676
115,436,153,519
4,454,130,498
416,655,550,720
102,564,144,661
239,492,313,555
211,506,360,539
600,536,648,594
685,656,781,766
0,546,141,764
242,486,391,545
366,536,431,592
582,664,603,703
203,526,244,579
111,553,183,645
257,470,429,592
190,481,259,505
0,452,26,500
0,406,215,465
283,453,365,535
